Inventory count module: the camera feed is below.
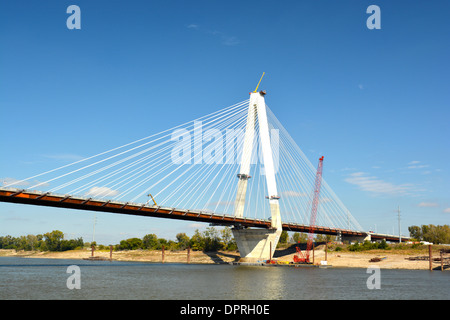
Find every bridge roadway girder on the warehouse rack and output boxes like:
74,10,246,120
0,188,408,242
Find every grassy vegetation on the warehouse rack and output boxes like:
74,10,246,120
327,241,448,255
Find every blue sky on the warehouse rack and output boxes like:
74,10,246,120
1,0,449,244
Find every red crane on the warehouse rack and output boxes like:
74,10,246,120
294,156,324,264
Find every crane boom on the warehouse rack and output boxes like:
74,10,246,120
305,156,324,261
294,156,324,263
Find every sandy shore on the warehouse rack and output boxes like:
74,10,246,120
0,248,239,264
1,247,447,270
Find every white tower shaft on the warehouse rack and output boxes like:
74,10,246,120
232,91,282,262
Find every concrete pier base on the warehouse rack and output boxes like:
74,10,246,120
232,228,282,263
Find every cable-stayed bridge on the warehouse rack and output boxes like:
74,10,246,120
0,87,407,261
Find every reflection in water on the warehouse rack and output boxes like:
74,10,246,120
232,266,285,299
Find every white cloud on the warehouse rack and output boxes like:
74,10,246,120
444,208,450,213
417,202,439,207
187,23,240,46
406,160,430,169
408,164,429,169
222,36,240,46
345,172,414,196
1,177,30,187
187,24,199,29
188,223,205,230
1,177,50,188
86,186,119,197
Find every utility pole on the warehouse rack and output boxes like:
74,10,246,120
397,206,401,243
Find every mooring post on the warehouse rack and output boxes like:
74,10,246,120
110,245,113,261
269,241,272,263
428,245,432,271
325,242,328,262
91,245,95,257
441,250,444,271
187,246,190,264
312,243,315,264
162,245,165,263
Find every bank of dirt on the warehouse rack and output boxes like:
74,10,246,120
1,245,448,270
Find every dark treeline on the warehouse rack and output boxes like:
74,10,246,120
2,224,448,252
115,227,237,252
408,224,450,244
0,227,293,252
0,230,83,251
0,227,239,252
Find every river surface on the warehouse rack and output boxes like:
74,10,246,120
0,257,448,300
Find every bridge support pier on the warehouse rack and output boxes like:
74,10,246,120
342,232,371,243
232,227,282,262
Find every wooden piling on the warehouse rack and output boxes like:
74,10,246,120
187,246,190,264
325,242,328,262
162,245,165,263
441,250,444,271
312,243,315,264
428,245,432,271
110,245,113,261
91,245,95,257
269,241,272,263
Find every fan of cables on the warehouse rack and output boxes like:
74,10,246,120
3,98,363,232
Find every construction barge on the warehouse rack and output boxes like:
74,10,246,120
231,260,332,268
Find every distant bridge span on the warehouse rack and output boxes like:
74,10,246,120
0,188,408,243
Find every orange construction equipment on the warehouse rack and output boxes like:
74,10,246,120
294,156,324,264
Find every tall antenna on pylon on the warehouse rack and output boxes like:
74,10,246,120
253,72,265,93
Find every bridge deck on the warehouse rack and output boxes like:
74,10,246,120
0,188,406,242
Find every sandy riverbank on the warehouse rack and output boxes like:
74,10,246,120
1,246,447,270
0,248,239,264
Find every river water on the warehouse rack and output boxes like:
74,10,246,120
0,257,448,300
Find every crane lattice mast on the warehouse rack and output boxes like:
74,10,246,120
294,156,324,263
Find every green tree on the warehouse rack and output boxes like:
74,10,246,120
292,232,308,244
26,234,39,251
409,224,450,244
315,234,328,243
279,231,289,244
176,233,190,250
189,229,205,251
203,227,221,251
44,230,64,251
220,227,236,250
119,238,143,250
408,225,422,240
142,234,159,249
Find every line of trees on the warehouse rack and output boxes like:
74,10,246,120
114,229,328,252
4,224,446,253
0,230,84,252
115,227,237,252
0,228,333,253
408,224,450,244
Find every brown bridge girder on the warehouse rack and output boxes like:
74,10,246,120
0,188,408,242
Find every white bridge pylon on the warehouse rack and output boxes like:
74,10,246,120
232,90,283,262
